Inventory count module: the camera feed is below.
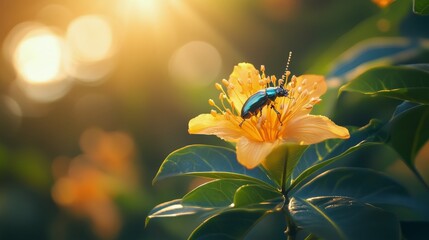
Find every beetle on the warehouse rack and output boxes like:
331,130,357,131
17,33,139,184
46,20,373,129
239,80,288,127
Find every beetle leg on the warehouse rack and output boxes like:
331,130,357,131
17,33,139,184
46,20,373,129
258,108,263,117
270,104,283,125
239,118,246,127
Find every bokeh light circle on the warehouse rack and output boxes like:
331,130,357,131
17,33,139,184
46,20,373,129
12,26,65,84
66,15,114,63
65,15,116,83
169,41,222,86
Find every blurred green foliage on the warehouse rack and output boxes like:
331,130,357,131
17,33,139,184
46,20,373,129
0,0,429,239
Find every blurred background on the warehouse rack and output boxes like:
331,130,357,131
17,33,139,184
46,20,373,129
0,0,428,239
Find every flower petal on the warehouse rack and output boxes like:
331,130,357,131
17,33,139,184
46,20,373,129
227,63,262,112
282,115,350,144
236,137,280,169
188,114,244,142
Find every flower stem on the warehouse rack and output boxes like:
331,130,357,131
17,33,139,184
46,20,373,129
280,148,297,240
280,147,289,195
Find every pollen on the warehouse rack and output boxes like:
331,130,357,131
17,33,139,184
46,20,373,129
215,83,223,91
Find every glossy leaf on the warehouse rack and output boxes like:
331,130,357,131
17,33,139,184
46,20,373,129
182,179,248,208
339,65,429,104
262,143,308,187
233,184,282,208
387,104,429,167
293,167,429,220
391,101,421,118
413,0,429,15
153,145,276,187
289,120,384,193
289,196,401,240
146,199,219,226
188,209,267,240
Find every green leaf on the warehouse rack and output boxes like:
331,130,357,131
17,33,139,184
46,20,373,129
146,199,218,226
340,65,429,104
182,179,249,208
153,145,276,187
387,104,429,167
188,209,267,240
233,184,283,208
293,167,429,221
413,0,429,15
289,196,401,240
263,143,308,187
289,120,384,193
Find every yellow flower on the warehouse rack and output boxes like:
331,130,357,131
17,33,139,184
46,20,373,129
189,63,350,169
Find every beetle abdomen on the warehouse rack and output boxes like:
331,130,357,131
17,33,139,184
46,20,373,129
241,90,269,119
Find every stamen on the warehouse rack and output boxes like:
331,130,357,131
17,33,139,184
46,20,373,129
222,79,230,87
218,92,224,101
301,89,308,97
208,98,224,114
210,109,217,117
219,93,229,111
311,98,322,104
284,71,291,84
229,100,236,115
289,76,297,90
215,83,223,91
304,104,313,110
271,76,277,86
208,99,215,106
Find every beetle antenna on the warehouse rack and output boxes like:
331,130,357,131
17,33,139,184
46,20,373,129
285,51,292,72
280,51,292,88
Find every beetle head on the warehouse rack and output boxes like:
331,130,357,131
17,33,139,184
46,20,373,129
276,86,288,97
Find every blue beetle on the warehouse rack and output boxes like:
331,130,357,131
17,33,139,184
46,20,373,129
239,81,288,127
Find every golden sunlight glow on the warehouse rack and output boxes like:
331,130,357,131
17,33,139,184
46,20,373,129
65,15,116,83
66,15,114,62
134,0,159,12
169,41,222,86
13,29,64,84
120,0,161,20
